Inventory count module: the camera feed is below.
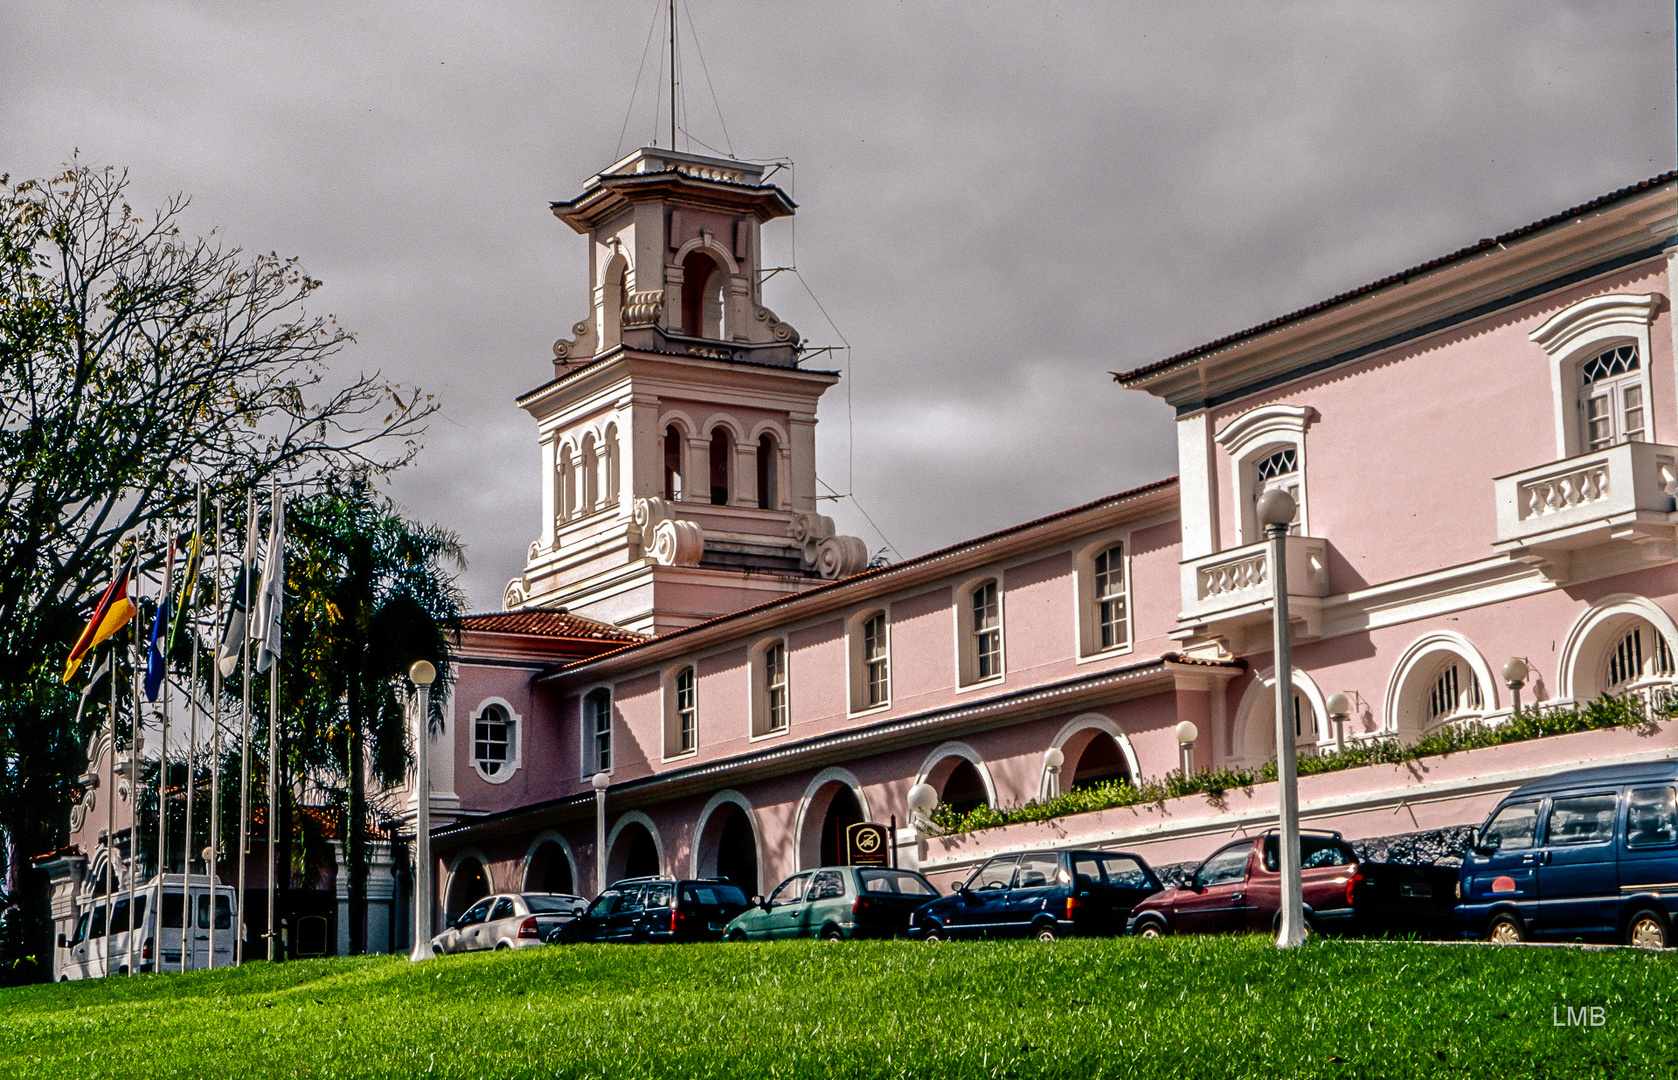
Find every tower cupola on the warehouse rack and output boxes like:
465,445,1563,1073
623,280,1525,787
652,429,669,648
506,146,868,634
548,147,802,371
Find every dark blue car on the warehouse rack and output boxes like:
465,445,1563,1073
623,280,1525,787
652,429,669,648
908,848,1160,942
1457,761,1677,948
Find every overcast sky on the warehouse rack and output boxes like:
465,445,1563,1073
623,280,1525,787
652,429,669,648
3,1,1674,611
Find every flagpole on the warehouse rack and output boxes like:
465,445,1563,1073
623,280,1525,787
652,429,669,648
154,555,171,972
206,488,221,970
104,551,119,975
125,610,140,977
180,503,203,972
236,491,254,965
265,482,280,962
181,546,200,973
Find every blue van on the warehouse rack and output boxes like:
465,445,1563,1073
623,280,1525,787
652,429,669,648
1457,761,1677,948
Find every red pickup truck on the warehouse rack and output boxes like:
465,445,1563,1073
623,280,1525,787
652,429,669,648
1126,830,1455,939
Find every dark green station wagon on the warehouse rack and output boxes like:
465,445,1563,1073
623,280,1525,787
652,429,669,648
724,866,940,941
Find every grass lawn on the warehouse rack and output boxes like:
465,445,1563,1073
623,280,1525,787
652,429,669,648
1,937,1672,1079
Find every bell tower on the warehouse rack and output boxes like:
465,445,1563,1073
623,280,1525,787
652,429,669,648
506,146,868,634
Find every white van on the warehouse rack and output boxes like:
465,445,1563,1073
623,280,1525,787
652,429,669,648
57,875,240,979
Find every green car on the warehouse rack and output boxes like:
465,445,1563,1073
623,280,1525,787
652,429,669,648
724,866,940,941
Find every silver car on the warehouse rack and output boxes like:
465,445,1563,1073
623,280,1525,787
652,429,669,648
430,892,586,955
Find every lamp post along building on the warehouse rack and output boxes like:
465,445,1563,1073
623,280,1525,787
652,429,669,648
410,148,1675,938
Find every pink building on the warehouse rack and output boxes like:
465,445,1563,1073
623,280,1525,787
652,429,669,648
420,151,1677,933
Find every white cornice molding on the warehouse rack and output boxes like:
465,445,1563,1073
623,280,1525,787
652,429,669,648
1529,292,1663,355
1214,404,1319,454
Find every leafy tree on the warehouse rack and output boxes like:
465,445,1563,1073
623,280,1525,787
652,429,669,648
283,472,465,953
0,163,436,974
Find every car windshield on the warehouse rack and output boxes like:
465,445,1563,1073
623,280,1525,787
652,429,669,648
1480,802,1539,851
523,894,583,914
857,869,935,895
587,891,621,917
970,855,1019,891
682,884,748,907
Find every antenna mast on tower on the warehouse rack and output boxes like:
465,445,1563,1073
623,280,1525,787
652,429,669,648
668,0,678,150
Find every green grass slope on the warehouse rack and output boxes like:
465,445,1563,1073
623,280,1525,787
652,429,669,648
2,938,1672,1079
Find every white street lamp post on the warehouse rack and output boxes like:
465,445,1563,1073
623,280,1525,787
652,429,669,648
407,660,436,963
1042,747,1064,799
1258,489,1307,949
1503,657,1529,716
1326,692,1350,754
1174,721,1198,776
592,771,610,894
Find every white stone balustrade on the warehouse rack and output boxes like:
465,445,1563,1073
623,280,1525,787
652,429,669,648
1494,441,1678,553
1179,535,1331,630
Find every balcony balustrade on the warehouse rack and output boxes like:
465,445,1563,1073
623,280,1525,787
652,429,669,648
1494,442,1678,575
1178,535,1332,645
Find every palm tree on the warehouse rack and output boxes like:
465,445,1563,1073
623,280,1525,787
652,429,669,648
283,471,465,954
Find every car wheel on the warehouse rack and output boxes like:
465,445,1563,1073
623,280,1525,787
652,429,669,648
1135,919,1166,940
922,928,943,944
1625,908,1670,950
820,926,845,942
1487,913,1525,945
726,929,748,943
1033,923,1058,943
495,942,511,951
432,945,443,957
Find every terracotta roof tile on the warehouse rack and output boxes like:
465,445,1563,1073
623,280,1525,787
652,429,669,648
1114,171,1678,385
461,609,646,642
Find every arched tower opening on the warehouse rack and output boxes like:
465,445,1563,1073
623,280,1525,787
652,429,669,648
681,249,724,339
709,428,733,505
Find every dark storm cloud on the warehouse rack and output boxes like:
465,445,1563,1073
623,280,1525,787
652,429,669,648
3,1,1673,608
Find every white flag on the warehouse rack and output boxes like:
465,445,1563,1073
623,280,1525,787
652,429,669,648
253,485,284,674
216,494,260,678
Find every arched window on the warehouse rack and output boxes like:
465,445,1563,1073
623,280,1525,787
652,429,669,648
1580,344,1646,450
681,250,723,338
663,425,684,500
1425,661,1484,726
1254,447,1302,533
473,704,517,780
603,423,620,507
756,433,778,510
1604,625,1676,694
558,446,575,522
580,433,599,513
709,428,732,505
666,666,698,758
940,760,989,816
584,689,612,775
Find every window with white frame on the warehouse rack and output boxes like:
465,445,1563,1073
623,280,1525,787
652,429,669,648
1425,661,1484,726
751,638,791,738
847,609,891,713
863,613,889,707
584,689,612,774
1214,405,1316,544
1094,544,1128,650
1580,345,1646,450
970,580,1002,682
474,703,516,779
1529,293,1661,459
667,666,698,757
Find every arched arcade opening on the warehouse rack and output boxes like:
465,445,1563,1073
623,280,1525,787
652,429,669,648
607,818,662,882
693,799,759,895
445,856,491,923
524,839,575,895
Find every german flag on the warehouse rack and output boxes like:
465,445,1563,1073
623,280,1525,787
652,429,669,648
63,560,137,684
